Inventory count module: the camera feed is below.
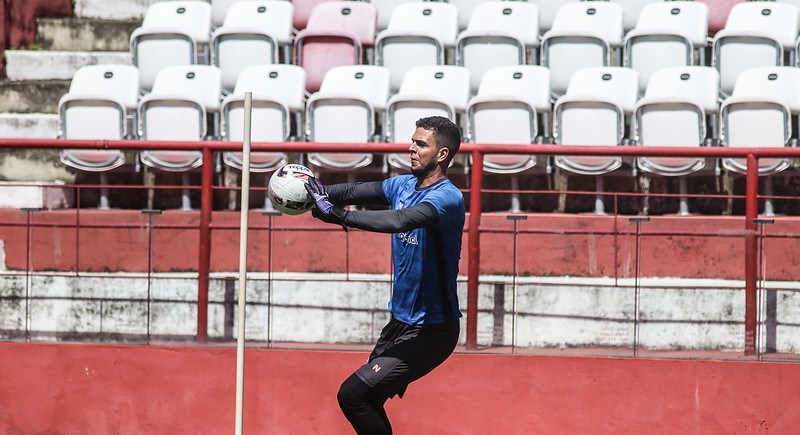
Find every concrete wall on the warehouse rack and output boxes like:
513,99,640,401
3,271,799,353
2,342,799,434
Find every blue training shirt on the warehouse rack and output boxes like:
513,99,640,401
381,174,465,325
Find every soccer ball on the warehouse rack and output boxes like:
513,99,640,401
268,164,315,215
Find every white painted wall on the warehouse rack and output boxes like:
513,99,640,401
2,271,798,354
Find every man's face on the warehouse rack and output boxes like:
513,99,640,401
409,127,444,176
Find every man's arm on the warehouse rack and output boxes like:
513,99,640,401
326,182,390,206
337,203,439,233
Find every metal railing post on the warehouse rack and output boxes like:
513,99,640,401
507,215,527,354
744,154,759,356
754,217,774,360
466,149,484,350
142,209,161,344
629,216,650,357
197,146,214,343
262,210,281,348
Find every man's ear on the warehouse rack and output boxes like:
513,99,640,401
437,147,449,164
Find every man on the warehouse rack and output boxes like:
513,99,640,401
305,116,465,434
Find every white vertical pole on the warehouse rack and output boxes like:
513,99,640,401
234,92,253,435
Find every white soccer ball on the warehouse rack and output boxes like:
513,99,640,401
268,164,315,215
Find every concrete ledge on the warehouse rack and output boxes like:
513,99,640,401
37,18,141,52
5,50,131,81
0,113,59,139
0,80,70,113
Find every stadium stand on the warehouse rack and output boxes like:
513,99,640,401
375,2,459,93
305,65,391,174
211,0,294,93
130,0,213,93
455,1,540,94
293,1,377,93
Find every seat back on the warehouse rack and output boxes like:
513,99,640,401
370,0,420,31
306,65,391,170
553,66,638,175
541,2,624,99
634,66,720,175
130,1,212,92
625,1,710,94
221,64,306,172
466,65,551,173
448,0,494,30
376,2,459,93
386,65,470,169
695,0,742,36
291,0,336,31
211,0,242,28
457,2,540,93
294,1,378,93
139,65,222,172
59,64,139,172
720,66,800,174
211,0,294,92
713,2,799,97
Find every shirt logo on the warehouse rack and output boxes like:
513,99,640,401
398,201,404,210
372,363,381,373
396,232,418,245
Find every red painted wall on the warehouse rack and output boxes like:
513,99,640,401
1,343,799,434
2,210,799,280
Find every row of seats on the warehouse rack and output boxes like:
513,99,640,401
131,0,800,103
59,61,797,177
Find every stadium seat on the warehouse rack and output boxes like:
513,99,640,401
138,65,222,210
294,1,378,93
624,1,710,96
385,65,471,171
466,65,551,212
541,1,624,99
719,66,800,216
553,66,638,213
370,0,421,32
130,1,213,93
456,1,540,94
211,0,294,93
305,65,391,173
58,65,140,209
375,2,459,93
221,64,306,172
524,0,574,34
633,66,720,215
712,1,799,97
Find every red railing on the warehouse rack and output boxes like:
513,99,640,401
3,138,799,355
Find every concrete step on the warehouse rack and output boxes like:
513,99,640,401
36,17,141,52
74,0,158,20
0,113,60,140
0,80,70,114
5,50,131,81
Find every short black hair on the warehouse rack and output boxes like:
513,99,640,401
415,116,462,165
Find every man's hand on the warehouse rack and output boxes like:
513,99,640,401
305,177,334,214
305,177,348,232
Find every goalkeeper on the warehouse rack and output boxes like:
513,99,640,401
305,116,465,435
